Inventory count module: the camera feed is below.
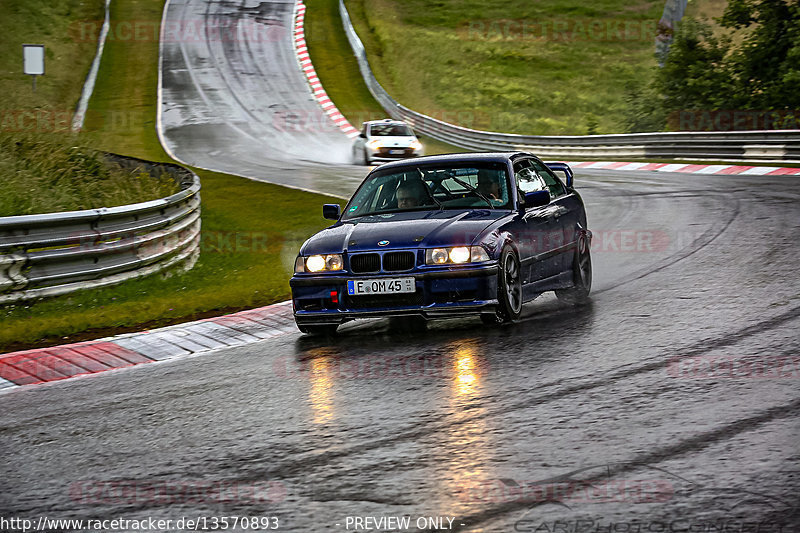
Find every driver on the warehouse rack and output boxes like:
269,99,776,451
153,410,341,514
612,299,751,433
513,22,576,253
477,169,502,200
396,180,427,209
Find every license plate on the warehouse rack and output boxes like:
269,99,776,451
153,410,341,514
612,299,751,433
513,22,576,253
389,149,405,155
347,277,415,295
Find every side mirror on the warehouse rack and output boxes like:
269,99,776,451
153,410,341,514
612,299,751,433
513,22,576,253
359,132,367,139
524,190,550,208
322,204,341,220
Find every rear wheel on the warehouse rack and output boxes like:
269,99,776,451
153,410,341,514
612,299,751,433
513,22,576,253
492,245,523,323
297,324,338,336
555,233,592,305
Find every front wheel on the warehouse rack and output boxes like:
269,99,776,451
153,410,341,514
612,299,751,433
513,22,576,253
494,245,523,323
297,324,338,336
555,233,592,305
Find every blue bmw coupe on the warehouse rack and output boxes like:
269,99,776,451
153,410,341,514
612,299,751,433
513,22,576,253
290,152,592,335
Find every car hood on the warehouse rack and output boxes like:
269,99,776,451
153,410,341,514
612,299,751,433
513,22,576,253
301,210,508,255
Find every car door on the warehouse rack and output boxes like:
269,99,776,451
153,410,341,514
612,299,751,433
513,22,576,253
528,159,578,274
512,158,562,283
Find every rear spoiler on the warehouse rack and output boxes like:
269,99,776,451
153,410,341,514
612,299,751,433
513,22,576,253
545,162,574,188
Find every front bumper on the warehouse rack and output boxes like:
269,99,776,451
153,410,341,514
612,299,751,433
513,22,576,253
290,263,498,325
367,146,423,161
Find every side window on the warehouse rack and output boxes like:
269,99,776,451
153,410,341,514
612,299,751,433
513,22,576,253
514,160,546,194
361,124,368,137
530,160,566,198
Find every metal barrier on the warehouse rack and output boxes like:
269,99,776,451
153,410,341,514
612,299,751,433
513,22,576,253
339,0,800,162
0,154,201,304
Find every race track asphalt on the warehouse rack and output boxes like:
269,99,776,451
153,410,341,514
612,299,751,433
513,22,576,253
1,0,798,530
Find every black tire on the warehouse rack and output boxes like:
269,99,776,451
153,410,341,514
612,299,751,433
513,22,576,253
363,149,371,166
298,324,338,336
352,147,369,165
496,245,523,323
480,312,501,325
555,232,592,305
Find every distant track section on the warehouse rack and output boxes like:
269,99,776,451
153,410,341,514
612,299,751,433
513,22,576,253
158,0,366,199
339,0,800,163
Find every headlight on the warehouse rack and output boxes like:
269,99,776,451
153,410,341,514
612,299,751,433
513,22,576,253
306,255,326,272
429,248,448,264
425,246,490,265
471,246,490,262
326,254,343,271
410,139,423,151
298,254,343,273
366,140,382,149
449,246,470,263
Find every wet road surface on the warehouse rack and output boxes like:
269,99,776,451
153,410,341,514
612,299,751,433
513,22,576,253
159,0,364,198
2,0,799,530
2,170,799,531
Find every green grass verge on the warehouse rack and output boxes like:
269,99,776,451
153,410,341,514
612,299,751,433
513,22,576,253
79,0,171,160
0,0,103,113
0,131,179,216
304,0,464,155
0,171,339,351
343,0,666,135
0,0,177,215
0,0,340,351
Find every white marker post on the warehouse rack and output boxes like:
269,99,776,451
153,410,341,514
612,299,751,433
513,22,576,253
23,44,45,92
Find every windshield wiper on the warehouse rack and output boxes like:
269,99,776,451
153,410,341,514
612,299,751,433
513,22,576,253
417,168,444,210
449,175,493,208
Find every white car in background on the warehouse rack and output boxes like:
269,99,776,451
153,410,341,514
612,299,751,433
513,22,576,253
352,119,425,165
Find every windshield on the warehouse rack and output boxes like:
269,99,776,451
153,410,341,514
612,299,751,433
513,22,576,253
342,162,511,220
369,123,414,137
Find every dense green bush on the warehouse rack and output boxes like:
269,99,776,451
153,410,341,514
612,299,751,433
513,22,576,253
623,0,800,132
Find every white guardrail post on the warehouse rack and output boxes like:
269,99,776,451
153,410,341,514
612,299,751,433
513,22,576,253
339,0,800,162
0,154,201,304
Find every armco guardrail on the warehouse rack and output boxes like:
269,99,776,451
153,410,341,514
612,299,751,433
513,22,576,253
339,0,800,162
0,154,201,304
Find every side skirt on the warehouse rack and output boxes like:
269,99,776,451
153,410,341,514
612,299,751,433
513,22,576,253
524,271,573,300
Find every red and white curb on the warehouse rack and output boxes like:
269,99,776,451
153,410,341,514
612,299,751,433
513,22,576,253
0,301,297,392
567,161,800,176
293,1,359,138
